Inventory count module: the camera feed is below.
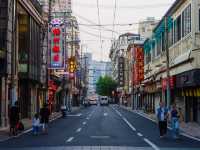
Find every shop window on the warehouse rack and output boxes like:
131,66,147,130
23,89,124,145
18,4,29,73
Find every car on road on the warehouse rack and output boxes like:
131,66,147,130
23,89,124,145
100,96,109,106
89,98,98,105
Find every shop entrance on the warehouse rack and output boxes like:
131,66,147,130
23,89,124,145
186,97,198,123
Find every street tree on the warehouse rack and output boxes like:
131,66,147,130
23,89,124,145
96,76,117,96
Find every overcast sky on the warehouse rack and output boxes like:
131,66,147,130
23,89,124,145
72,0,176,61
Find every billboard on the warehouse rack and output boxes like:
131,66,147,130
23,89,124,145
49,18,65,69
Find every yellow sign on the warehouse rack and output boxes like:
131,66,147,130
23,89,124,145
68,57,77,73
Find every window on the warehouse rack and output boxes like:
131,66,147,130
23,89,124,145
199,9,200,31
182,4,191,37
161,32,165,52
174,15,181,43
156,39,161,56
168,26,174,47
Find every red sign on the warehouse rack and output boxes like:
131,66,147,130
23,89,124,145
133,46,144,85
49,22,65,69
162,76,175,90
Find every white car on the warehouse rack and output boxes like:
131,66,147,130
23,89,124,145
100,96,109,106
89,99,97,105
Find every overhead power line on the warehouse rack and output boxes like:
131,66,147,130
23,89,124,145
73,12,120,34
112,0,117,39
96,0,103,60
80,29,112,39
73,2,171,9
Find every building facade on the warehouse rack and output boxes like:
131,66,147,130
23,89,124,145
143,0,200,125
0,0,49,128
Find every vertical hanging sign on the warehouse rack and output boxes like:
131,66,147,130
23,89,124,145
49,18,65,69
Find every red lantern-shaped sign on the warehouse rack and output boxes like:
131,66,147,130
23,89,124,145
53,45,60,53
53,54,60,62
53,37,60,43
52,28,61,36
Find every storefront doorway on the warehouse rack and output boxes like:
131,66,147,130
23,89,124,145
186,97,198,123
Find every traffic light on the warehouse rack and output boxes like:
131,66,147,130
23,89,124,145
68,57,77,73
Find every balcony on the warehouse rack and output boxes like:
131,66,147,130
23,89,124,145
169,33,192,66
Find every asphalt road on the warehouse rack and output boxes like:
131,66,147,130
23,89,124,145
0,105,200,150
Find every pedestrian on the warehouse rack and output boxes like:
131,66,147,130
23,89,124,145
9,101,20,136
40,103,50,134
156,101,169,138
171,104,180,139
32,113,40,135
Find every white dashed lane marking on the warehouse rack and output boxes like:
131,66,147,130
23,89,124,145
76,128,82,132
137,133,143,137
66,137,74,143
144,138,160,150
123,117,136,132
83,121,87,125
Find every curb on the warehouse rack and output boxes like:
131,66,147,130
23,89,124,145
118,105,200,142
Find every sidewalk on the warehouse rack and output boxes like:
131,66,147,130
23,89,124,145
0,106,83,142
119,105,200,140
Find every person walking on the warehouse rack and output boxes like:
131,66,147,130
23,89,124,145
156,101,169,138
32,113,40,135
9,101,20,136
40,104,50,134
171,104,180,139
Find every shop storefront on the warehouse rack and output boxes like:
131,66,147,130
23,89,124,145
144,82,159,113
176,69,200,125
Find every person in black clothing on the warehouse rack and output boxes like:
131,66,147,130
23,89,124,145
40,104,50,134
9,101,20,136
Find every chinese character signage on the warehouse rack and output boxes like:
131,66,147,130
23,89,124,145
162,76,175,91
49,19,65,69
118,57,125,87
133,45,144,85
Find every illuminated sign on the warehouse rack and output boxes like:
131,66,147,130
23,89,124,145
49,19,65,69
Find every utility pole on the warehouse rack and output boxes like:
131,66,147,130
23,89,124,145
165,16,171,108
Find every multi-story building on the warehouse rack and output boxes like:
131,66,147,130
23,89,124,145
0,0,49,127
138,17,159,39
109,33,140,106
110,33,140,92
143,0,200,125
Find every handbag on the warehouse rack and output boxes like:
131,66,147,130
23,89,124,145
16,121,24,131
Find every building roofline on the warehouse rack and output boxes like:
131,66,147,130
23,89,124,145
153,0,184,32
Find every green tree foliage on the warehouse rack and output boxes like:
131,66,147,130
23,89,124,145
96,76,117,96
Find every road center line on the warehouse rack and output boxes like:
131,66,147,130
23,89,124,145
144,138,160,150
103,113,108,116
123,117,136,131
66,137,74,143
76,128,82,132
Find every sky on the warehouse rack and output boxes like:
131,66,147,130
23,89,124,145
72,0,176,61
